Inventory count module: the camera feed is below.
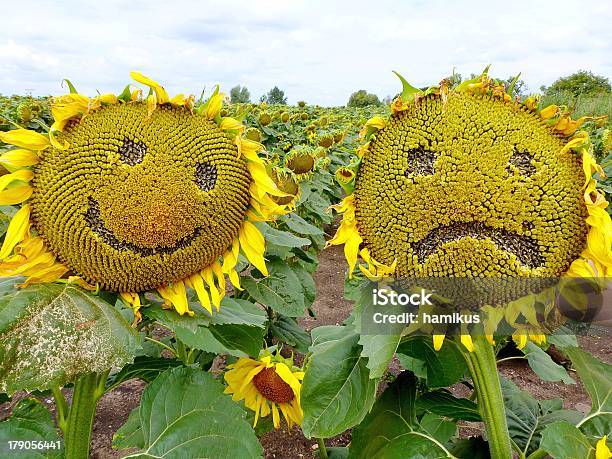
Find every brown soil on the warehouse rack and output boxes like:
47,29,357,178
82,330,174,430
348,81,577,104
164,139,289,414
1,245,610,458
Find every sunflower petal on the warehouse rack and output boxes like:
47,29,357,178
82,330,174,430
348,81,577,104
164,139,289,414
0,129,50,150
0,204,30,259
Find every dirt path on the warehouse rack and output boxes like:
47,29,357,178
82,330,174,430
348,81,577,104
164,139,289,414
1,245,610,458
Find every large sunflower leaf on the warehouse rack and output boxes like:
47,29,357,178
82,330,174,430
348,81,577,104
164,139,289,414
0,398,63,458
501,378,582,456
0,280,139,394
280,213,323,236
114,368,262,459
522,342,574,384
301,325,378,438
396,336,467,389
540,421,598,459
242,260,307,317
416,389,481,422
105,356,183,392
349,371,456,459
563,346,612,440
269,314,311,353
114,367,262,458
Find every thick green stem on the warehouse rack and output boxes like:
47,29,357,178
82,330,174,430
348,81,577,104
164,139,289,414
51,386,68,432
317,438,329,459
463,335,512,459
63,373,104,459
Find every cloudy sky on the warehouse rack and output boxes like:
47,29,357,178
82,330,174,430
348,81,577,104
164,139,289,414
0,0,610,105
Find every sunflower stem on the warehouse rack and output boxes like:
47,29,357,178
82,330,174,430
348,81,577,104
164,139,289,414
51,386,68,432
63,372,105,459
462,334,512,459
317,438,329,459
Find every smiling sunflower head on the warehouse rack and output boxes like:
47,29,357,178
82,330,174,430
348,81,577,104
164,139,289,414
0,72,290,318
329,69,611,282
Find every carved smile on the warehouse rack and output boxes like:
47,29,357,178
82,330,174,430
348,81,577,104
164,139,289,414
412,222,544,268
84,197,201,256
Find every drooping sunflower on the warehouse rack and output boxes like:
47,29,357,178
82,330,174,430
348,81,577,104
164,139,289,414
224,352,303,429
0,72,290,319
328,69,612,350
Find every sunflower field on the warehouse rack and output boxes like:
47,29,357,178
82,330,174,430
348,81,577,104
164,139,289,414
0,70,610,459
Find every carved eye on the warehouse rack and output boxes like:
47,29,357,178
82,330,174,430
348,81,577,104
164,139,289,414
404,147,436,177
507,147,535,177
195,162,217,191
118,138,147,166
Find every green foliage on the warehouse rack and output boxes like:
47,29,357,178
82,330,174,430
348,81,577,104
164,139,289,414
229,85,251,103
0,398,64,458
543,70,611,97
113,367,262,458
347,89,381,107
301,325,378,438
0,280,140,394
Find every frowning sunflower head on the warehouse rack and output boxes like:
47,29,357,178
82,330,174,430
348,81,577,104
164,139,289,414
0,72,290,318
328,68,611,349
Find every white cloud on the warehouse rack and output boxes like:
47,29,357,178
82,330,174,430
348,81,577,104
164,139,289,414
0,0,609,104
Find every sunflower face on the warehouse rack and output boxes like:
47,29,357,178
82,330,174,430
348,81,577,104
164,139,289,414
252,367,295,403
354,93,588,277
32,103,251,291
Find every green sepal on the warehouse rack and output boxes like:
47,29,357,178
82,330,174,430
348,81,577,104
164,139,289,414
507,72,522,97
117,85,133,103
456,64,491,92
196,85,220,115
62,79,78,94
392,71,422,102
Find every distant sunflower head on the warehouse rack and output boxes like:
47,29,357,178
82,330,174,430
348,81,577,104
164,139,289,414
224,352,303,429
0,72,291,318
297,101,306,108
317,134,334,149
284,146,317,176
244,127,262,143
270,167,300,207
280,111,290,123
258,112,272,126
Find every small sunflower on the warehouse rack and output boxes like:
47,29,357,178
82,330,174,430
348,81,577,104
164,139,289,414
224,352,304,429
328,68,612,351
0,72,290,319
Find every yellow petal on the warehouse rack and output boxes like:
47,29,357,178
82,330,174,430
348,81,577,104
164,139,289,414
19,262,68,287
130,71,169,104
238,221,268,276
0,204,30,259
271,403,280,429
0,185,33,205
185,272,212,314
220,117,244,133
204,92,224,120
596,436,611,459
433,334,445,351
157,281,194,316
0,170,33,191
202,266,221,309
0,149,39,168
0,129,50,150
460,334,475,352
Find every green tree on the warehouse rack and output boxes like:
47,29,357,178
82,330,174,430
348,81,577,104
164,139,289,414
543,71,611,97
229,85,250,103
347,90,381,107
261,86,287,105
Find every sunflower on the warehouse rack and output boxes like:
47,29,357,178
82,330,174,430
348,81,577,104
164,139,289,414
0,72,290,319
224,352,304,429
328,68,611,350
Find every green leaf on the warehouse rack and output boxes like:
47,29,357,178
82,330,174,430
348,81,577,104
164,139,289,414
0,281,139,394
176,323,265,357
257,222,311,248
0,398,63,458
349,371,454,458
358,333,400,379
396,337,467,388
540,421,596,459
392,70,423,102
501,378,582,456
564,346,612,440
242,260,307,317
397,354,428,379
419,412,457,445
115,367,262,458
417,390,481,422
301,326,378,438
269,315,311,353
280,213,323,236
523,342,574,384
112,408,144,450
105,356,183,391
292,263,316,308
546,327,578,349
